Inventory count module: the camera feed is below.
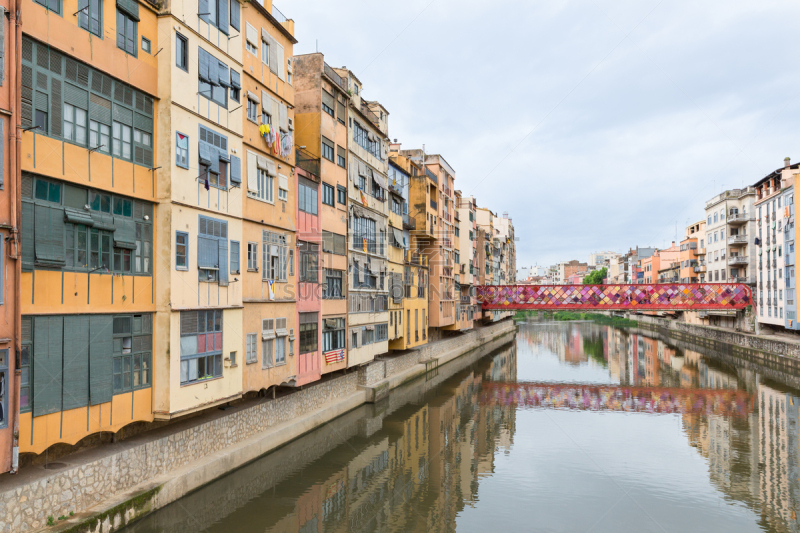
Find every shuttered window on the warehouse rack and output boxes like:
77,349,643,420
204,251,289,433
230,0,240,31
198,47,228,107
63,316,90,410
198,215,229,286
21,37,154,166
180,310,223,385
199,125,230,191
112,314,152,392
32,316,63,416
230,240,240,274
116,9,138,57
263,230,288,281
199,0,229,34
298,241,319,283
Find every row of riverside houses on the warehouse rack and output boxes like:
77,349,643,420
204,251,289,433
534,157,799,334
0,0,516,473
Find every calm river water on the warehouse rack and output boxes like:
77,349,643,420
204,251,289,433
123,320,800,533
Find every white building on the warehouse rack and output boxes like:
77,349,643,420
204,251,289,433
588,251,620,268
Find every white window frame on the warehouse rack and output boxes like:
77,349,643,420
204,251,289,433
247,242,259,271
257,168,274,203
246,333,257,363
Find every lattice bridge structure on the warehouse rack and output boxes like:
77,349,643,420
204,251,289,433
476,283,752,311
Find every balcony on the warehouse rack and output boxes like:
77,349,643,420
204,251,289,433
696,247,706,255
728,235,749,245
404,250,427,267
694,264,706,273
786,255,795,267
430,199,438,210
360,102,381,128
295,147,320,177
728,213,754,224
323,62,348,92
271,3,289,23
425,167,438,184
454,211,460,222
728,256,748,266
403,213,416,230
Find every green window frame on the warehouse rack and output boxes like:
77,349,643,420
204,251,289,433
33,0,60,14
117,10,138,57
112,314,152,393
78,0,102,36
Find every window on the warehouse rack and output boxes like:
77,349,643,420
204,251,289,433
323,269,344,299
246,39,257,55
117,10,137,57
78,0,102,36
299,241,319,283
322,183,335,206
263,230,288,281
176,232,188,270
176,33,188,71
142,37,151,54
246,333,257,364
176,132,189,168
337,146,347,168
247,97,258,122
89,121,110,153
230,71,241,102
113,121,132,160
198,48,228,107
322,90,334,116
322,231,346,256
322,137,335,162
247,242,258,271
230,241,240,273
323,317,346,353
0,350,7,429
64,104,88,146
391,197,402,215
180,310,223,385
197,215,229,284
34,0,60,13
35,110,48,134
201,0,231,34
351,216,380,255
299,177,318,215
256,168,274,203
299,313,318,354
337,185,347,205
112,315,153,393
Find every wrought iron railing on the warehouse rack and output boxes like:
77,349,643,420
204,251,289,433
430,199,437,210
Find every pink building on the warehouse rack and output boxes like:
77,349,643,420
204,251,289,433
295,165,322,386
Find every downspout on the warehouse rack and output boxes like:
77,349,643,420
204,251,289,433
8,0,21,474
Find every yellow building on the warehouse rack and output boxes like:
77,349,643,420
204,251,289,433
19,0,159,455
388,148,428,349
238,1,299,394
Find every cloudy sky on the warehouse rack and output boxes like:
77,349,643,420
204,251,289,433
286,0,800,270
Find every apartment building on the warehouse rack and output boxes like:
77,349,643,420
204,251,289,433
334,68,390,367
401,150,456,340
680,221,706,283
387,147,429,349
387,159,406,344
458,195,479,327
18,0,159,460
449,190,473,331
589,251,619,269
640,244,679,285
755,162,799,329
782,179,797,331
0,0,18,473
293,53,350,375
705,187,756,288
238,3,298,393
556,260,588,284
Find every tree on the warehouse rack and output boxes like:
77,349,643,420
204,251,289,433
583,267,607,285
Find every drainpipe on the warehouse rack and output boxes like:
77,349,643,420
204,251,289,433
8,0,21,474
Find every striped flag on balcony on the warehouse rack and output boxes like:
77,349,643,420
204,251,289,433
325,349,345,364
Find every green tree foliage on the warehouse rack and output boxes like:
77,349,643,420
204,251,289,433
583,267,607,285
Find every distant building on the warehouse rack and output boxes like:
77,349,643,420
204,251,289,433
588,251,620,268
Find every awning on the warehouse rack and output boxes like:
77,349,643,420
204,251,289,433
391,227,404,247
64,208,95,226
262,331,276,341
372,171,387,190
91,213,115,231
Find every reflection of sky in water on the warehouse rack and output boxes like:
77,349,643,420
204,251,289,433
122,321,800,533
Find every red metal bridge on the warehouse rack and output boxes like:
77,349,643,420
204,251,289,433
479,382,754,418
476,283,752,311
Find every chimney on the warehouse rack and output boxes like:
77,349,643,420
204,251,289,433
785,157,791,168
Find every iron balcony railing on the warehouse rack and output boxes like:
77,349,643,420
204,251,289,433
728,235,749,245
728,213,754,224
425,167,438,184
430,199,438,210
324,62,348,92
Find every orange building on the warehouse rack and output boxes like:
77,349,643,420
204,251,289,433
640,243,680,284
680,220,706,283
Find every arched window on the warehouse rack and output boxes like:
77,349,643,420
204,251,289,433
714,213,718,223
720,209,725,220
707,215,712,225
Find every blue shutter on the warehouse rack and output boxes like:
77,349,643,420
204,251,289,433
230,155,241,185
218,0,229,35
21,201,34,270
63,316,89,410
217,62,229,87
230,0,240,31
89,315,113,405
198,236,218,268
33,316,63,416
198,141,212,164
229,70,240,90
219,239,229,286
198,0,209,24
198,48,210,83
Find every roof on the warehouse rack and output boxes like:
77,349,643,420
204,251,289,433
753,163,800,188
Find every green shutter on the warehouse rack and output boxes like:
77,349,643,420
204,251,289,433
116,0,139,20
113,216,136,249
62,316,89,410
21,201,34,270
33,316,63,417
34,204,66,265
89,315,113,405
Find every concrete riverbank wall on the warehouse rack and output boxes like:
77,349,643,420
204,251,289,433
0,320,516,533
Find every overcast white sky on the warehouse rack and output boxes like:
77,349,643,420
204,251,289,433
286,0,800,269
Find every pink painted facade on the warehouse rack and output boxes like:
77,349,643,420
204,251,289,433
295,165,322,386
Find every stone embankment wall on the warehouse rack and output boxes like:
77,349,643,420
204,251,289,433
0,319,516,533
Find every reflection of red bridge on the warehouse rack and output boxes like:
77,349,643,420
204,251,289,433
476,284,751,310
479,382,755,417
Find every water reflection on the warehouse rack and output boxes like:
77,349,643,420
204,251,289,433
124,321,800,533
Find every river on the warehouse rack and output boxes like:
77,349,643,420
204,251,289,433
122,319,800,533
